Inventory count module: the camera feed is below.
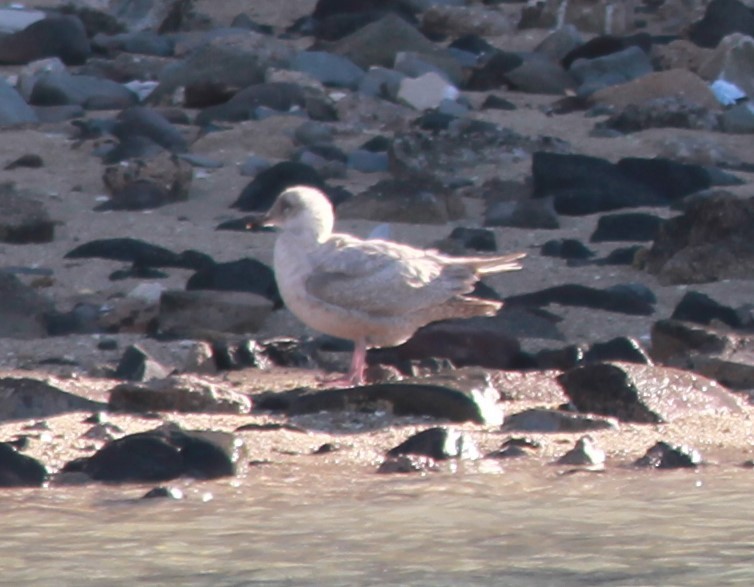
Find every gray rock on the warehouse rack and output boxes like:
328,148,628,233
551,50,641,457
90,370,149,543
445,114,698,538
149,38,287,105
115,106,188,153
534,24,584,62
347,149,389,173
29,72,137,109
570,45,652,97
557,361,743,423
239,154,271,176
0,271,54,338
109,375,251,414
292,51,365,89
503,53,576,95
0,182,54,243
106,0,194,32
393,51,465,86
0,77,37,126
114,344,173,382
484,198,560,229
397,71,459,110
158,290,274,338
555,435,606,467
329,13,439,69
293,120,334,146
358,66,405,100
721,101,754,133
503,408,618,433
0,377,105,422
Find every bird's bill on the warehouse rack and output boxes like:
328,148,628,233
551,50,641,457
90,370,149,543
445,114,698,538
244,211,277,231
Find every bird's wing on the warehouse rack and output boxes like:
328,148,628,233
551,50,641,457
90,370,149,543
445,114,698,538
304,235,476,317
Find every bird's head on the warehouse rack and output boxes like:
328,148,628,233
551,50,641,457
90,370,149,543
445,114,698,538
261,186,335,242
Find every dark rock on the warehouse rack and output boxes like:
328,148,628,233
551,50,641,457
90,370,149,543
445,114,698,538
569,46,653,97
651,319,731,363
531,345,584,370
498,53,577,95
100,179,171,211
671,291,744,329
0,15,90,65
598,97,721,134
561,33,651,69
589,246,640,266
377,454,440,474
541,238,595,260
387,427,479,460
65,238,213,271
0,273,55,338
79,423,244,482
615,158,713,202
337,177,462,224
651,320,754,391
583,337,651,365
481,94,516,110
0,443,47,487
449,34,496,59
590,212,665,242
464,50,523,90
109,375,251,414
484,197,560,229
257,379,503,425
502,408,618,433
644,192,754,284
369,314,521,370
186,258,281,308
158,290,274,338
532,152,665,215
0,377,105,422
30,72,137,109
486,437,541,459
142,486,184,499
102,152,192,206
231,161,327,212
505,284,654,315
557,362,742,423
688,0,754,48
635,441,702,469
0,182,54,243
4,154,43,170
445,227,497,253
114,344,173,382
0,78,38,127
532,152,717,215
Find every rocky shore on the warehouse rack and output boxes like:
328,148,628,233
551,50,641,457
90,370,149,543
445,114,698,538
0,0,754,493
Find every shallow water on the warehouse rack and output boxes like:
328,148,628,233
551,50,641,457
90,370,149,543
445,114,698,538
2,465,754,587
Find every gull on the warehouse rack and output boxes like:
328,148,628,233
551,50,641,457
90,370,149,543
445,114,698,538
260,186,525,386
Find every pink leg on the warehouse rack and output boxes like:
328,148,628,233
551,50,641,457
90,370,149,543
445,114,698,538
318,338,367,388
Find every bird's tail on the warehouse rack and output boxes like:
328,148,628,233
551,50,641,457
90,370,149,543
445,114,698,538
460,252,526,274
